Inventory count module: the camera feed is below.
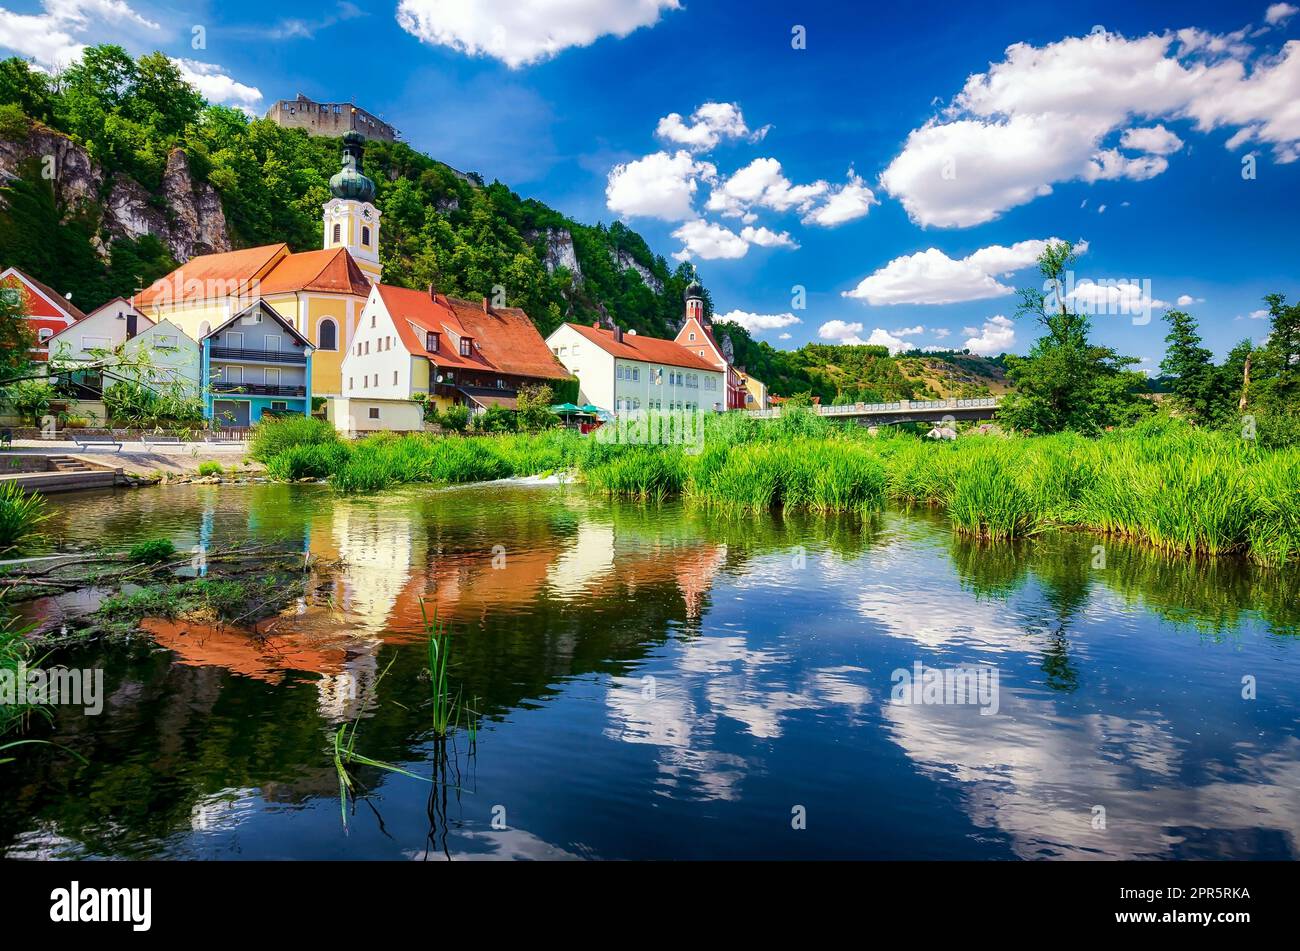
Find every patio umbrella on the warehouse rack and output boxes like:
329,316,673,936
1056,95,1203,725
549,402,581,414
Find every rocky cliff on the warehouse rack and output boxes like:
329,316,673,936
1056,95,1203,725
0,122,229,262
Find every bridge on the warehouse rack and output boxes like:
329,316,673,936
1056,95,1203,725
746,397,1001,426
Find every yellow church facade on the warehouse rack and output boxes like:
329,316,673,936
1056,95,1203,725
133,133,382,398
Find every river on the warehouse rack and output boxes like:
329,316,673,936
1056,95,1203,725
2,480,1298,859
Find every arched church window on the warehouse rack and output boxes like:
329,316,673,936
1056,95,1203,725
332,223,341,244
318,318,338,351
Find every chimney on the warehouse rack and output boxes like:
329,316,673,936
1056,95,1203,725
482,296,489,314
592,321,600,330
428,283,436,300
613,326,623,344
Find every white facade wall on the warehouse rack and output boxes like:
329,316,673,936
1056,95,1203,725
341,291,416,400
545,324,724,413
48,301,153,361
546,324,614,410
328,397,423,435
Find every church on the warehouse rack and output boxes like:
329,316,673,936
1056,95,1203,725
133,131,383,399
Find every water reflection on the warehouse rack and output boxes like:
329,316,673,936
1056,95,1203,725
2,483,1298,859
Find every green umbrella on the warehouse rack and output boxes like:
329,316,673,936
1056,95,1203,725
550,402,581,414
578,404,603,414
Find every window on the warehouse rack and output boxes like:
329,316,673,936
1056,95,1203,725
349,377,353,390
263,335,280,352
393,370,398,385
459,336,472,357
427,331,440,352
373,374,378,387
364,341,369,354
369,407,380,420
632,367,640,382
689,332,696,341
616,366,624,380
272,401,287,411
571,344,579,356
155,334,177,348
226,331,243,349
371,313,376,328
363,376,368,388
38,328,52,342
362,226,371,246
318,319,338,351
81,335,111,351
332,223,341,244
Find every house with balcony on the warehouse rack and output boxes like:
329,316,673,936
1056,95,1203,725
202,300,313,427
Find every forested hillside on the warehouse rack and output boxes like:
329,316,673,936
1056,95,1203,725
0,45,700,339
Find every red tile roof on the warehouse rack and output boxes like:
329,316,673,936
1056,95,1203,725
563,323,718,372
134,244,371,309
376,285,570,381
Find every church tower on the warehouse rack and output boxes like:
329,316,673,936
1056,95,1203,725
684,279,707,327
323,131,382,284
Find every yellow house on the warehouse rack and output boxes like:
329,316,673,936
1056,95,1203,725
741,371,769,410
132,133,381,398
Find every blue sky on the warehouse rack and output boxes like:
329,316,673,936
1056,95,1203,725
2,0,1298,368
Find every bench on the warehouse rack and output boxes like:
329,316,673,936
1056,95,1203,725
141,434,183,449
72,435,123,452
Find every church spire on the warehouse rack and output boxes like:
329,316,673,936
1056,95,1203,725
323,131,381,283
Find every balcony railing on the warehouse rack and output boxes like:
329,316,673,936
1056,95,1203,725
208,346,307,365
210,382,307,397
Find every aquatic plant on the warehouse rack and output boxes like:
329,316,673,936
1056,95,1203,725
127,538,176,564
196,461,224,478
0,480,49,554
264,442,352,481
943,453,1039,540
420,600,459,739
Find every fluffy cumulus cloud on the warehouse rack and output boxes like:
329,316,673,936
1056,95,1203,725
671,219,748,261
961,315,1016,355
843,237,1073,305
816,321,923,352
606,150,715,221
0,0,158,69
396,0,680,69
818,319,866,343
705,159,875,227
1065,279,1168,316
0,1,262,109
880,19,1300,227
657,102,766,151
174,59,264,110
1266,3,1298,25
1176,294,1205,306
716,310,801,334
801,171,879,226
739,225,797,249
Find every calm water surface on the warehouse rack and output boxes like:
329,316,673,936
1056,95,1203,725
3,481,1299,860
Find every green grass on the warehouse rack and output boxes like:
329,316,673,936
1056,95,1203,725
248,415,342,462
127,538,176,564
196,461,224,478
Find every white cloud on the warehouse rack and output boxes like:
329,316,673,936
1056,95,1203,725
0,0,158,70
705,157,827,218
801,170,878,226
671,219,748,261
962,315,1016,355
818,319,865,343
1119,124,1185,155
1175,294,1204,306
866,328,910,353
656,102,765,151
716,310,801,333
396,0,680,69
1066,280,1167,315
1266,3,1298,26
174,59,263,110
843,237,1070,306
1249,308,1270,319
606,150,715,221
933,327,952,339
881,26,1300,227
778,332,793,340
739,225,797,249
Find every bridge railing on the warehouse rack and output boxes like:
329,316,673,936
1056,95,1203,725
745,397,1000,419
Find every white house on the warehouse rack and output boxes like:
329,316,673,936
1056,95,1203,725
47,297,153,363
545,323,725,414
122,318,202,397
336,283,570,432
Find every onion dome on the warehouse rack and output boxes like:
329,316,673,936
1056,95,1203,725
684,279,704,300
329,130,376,203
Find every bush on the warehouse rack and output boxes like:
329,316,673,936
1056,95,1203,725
196,461,223,477
249,415,340,461
127,538,176,564
440,405,470,433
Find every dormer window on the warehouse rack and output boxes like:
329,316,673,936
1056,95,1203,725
426,331,440,353
459,336,472,357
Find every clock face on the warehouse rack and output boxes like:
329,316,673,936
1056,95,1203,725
362,208,372,220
